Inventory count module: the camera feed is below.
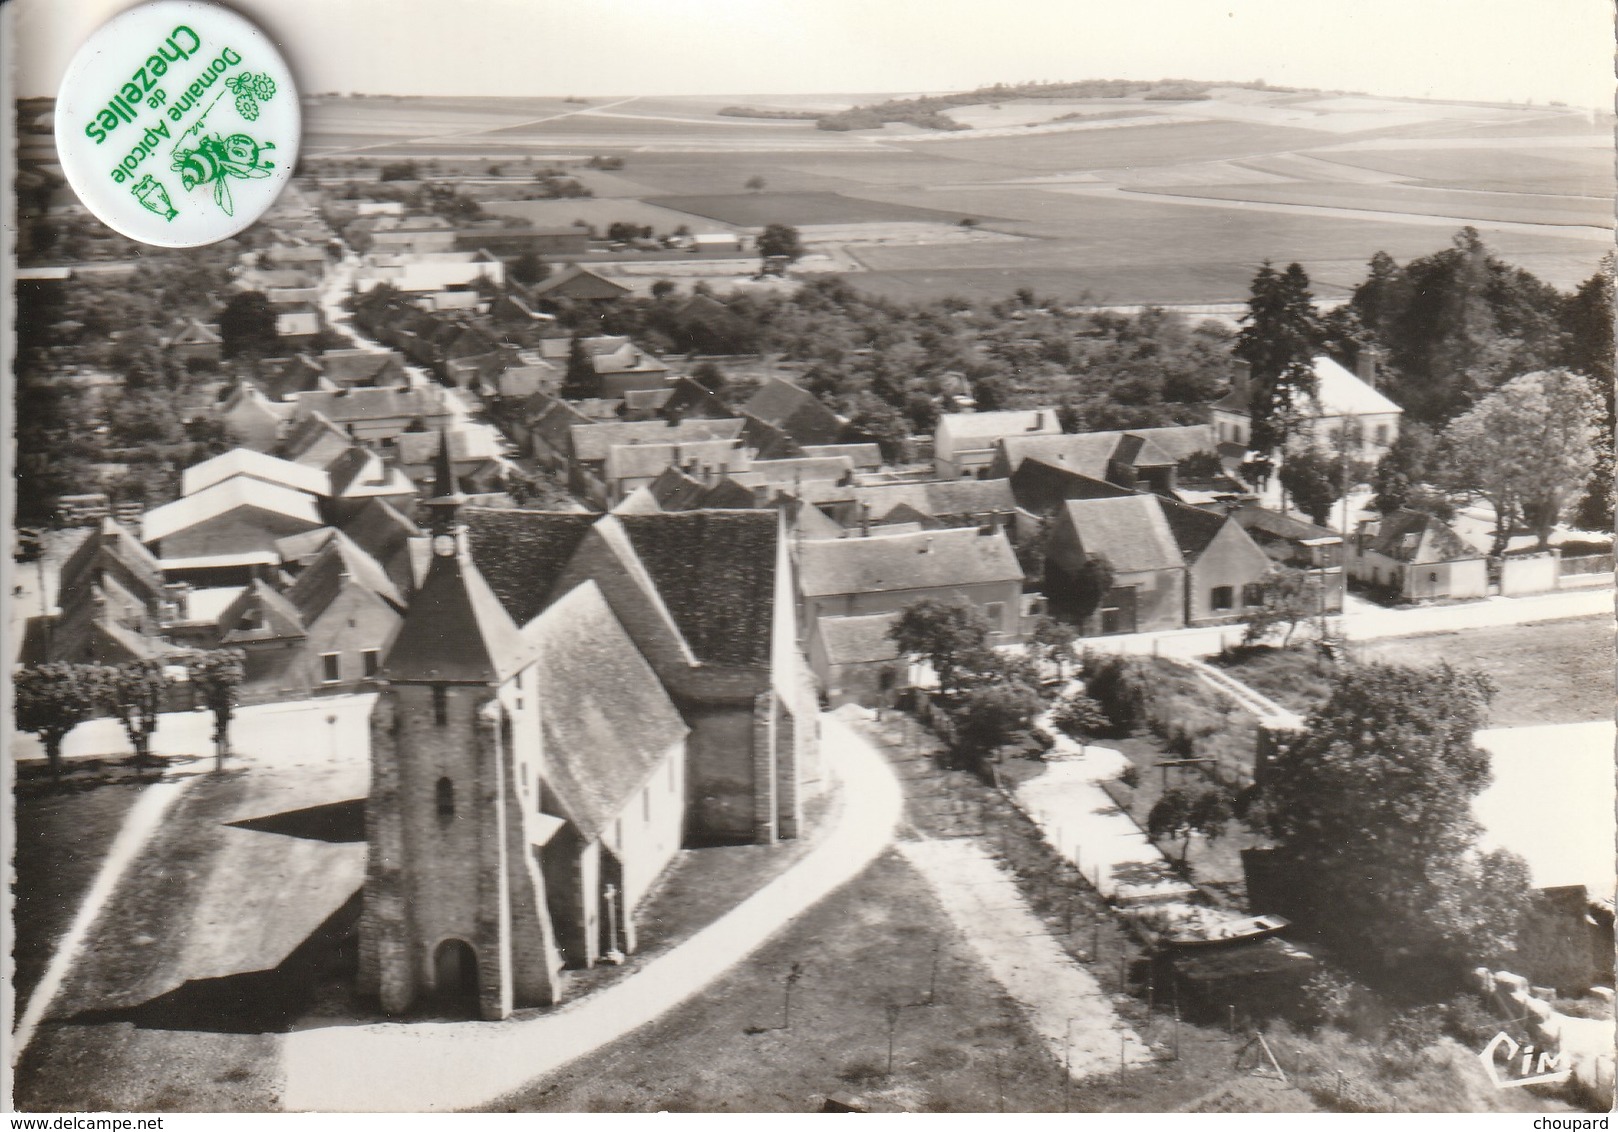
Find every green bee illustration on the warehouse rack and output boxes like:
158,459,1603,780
172,133,276,217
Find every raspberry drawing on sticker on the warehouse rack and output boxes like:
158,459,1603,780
172,133,277,216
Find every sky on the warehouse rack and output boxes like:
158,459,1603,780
11,0,1616,109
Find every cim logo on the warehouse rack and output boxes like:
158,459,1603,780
1479,1031,1573,1089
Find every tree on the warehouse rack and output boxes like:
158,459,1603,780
650,278,677,300
1080,652,1151,733
757,224,803,267
1050,692,1109,743
1068,552,1114,631
15,664,105,782
1028,615,1078,681
844,394,911,463
1565,257,1615,530
186,649,246,771
1234,262,1322,455
690,360,727,393
1147,784,1233,866
888,596,993,697
218,291,280,359
1370,422,1436,515
1441,369,1601,552
951,677,1046,766
559,336,598,400
1256,661,1533,988
1241,566,1317,647
1278,447,1342,527
510,252,550,286
745,175,767,193
104,659,173,767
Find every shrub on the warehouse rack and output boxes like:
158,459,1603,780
1080,651,1151,733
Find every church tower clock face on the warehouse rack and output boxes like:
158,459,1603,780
433,533,457,557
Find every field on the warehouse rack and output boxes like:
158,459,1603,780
297,87,1614,304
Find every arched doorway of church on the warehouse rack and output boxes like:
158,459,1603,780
433,938,479,1007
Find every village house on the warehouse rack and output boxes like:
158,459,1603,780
1047,495,1186,634
358,454,813,1018
181,448,332,501
46,518,173,665
1349,509,1488,602
566,417,748,507
804,611,908,710
1211,353,1402,460
279,411,355,471
796,525,1025,642
1229,503,1345,614
742,378,845,455
159,317,223,367
336,497,428,597
523,263,632,309
1159,497,1275,626
391,428,509,497
355,249,505,294
324,446,422,518
832,478,1018,535
220,381,295,452
141,477,325,585
602,437,752,506
290,386,457,444
317,348,410,389
991,424,1223,493
253,356,331,402
935,409,1062,480
275,308,323,351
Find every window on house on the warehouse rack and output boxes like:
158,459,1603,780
1376,425,1390,446
433,685,448,726
1211,586,1235,611
362,649,380,677
436,777,455,820
320,652,341,683
1428,571,1439,583
1242,582,1265,607
984,602,1005,627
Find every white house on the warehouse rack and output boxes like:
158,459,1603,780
1212,353,1402,461
935,408,1061,480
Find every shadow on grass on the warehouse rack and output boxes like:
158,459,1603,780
228,799,365,843
15,754,211,798
66,890,361,1034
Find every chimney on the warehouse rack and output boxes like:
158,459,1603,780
860,501,871,538
1356,344,1381,389
1029,411,1045,431
920,536,934,555
163,582,191,622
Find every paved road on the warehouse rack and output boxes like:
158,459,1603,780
278,708,901,1112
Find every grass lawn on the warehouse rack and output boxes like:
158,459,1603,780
1217,618,1613,726
11,777,149,1012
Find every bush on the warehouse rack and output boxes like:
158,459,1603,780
1050,692,1109,742
1080,651,1151,733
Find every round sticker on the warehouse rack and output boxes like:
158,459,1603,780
55,1,299,248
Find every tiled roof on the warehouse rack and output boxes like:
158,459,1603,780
1310,356,1402,416
1060,495,1184,574
181,448,331,499
1363,509,1478,563
464,509,601,627
284,534,403,623
797,526,1022,598
849,478,1016,522
1009,458,1136,514
605,438,745,484
749,456,853,484
1123,425,1219,463
524,582,687,839
319,349,406,385
141,479,322,545
817,612,903,667
1158,498,1229,562
570,418,745,463
1111,432,1178,469
742,379,841,445
281,411,351,463
292,386,453,424
381,543,530,684
1231,505,1340,545
218,579,307,643
617,511,779,668
937,408,1059,448
998,432,1124,478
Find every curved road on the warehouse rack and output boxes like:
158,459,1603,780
279,710,900,1112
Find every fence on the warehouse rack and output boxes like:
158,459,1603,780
1560,552,1613,577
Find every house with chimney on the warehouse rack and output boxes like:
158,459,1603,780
46,519,176,665
805,612,908,710
566,417,748,507
991,424,1223,493
935,409,1062,480
1211,353,1402,460
359,447,813,1018
160,318,223,367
